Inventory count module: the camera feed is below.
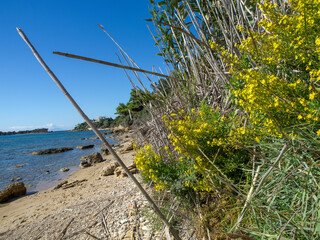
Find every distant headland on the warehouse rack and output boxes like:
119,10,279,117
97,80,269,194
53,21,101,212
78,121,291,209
0,128,52,136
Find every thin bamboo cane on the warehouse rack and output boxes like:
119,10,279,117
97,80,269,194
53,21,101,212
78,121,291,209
53,51,170,79
53,51,203,88
17,27,182,240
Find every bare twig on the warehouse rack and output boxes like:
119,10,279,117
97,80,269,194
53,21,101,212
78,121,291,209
57,217,74,240
84,231,103,240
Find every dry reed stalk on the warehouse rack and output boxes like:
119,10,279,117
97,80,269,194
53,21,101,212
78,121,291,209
254,142,289,195
234,165,261,230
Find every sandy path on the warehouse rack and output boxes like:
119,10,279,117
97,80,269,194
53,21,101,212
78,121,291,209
0,150,157,240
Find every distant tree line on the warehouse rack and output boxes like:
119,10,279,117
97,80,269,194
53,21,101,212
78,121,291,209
74,117,114,131
0,128,50,136
113,88,151,127
73,88,153,131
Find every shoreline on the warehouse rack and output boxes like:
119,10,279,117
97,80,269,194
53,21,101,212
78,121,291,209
0,150,136,236
27,165,79,193
0,130,118,193
0,129,150,239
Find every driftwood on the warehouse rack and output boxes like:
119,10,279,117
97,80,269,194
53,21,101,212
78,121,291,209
17,27,181,240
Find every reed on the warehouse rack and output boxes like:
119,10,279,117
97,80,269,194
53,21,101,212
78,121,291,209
48,0,320,238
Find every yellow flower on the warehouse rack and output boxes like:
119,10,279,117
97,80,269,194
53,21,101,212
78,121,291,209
309,92,316,100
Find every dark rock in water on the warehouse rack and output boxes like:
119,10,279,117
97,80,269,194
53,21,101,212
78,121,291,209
76,145,94,150
60,167,69,172
79,160,91,168
81,152,103,165
11,163,28,169
10,177,22,182
0,182,26,203
30,147,73,155
90,136,99,140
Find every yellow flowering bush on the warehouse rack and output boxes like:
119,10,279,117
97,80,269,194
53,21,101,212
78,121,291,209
134,143,190,191
163,105,251,191
135,105,255,193
224,0,320,139
137,0,320,238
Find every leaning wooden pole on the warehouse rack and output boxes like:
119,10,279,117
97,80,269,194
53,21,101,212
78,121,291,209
17,27,181,240
53,51,171,79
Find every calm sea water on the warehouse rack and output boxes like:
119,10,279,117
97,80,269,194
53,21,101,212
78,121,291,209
0,131,117,193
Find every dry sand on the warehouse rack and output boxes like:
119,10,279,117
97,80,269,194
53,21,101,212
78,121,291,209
0,149,159,240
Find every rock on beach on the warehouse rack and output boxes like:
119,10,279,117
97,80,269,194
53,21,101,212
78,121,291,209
80,152,103,165
79,161,91,168
100,145,110,157
101,161,120,176
79,152,104,168
0,182,26,203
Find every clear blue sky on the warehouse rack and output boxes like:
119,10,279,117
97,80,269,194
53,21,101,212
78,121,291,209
0,0,165,131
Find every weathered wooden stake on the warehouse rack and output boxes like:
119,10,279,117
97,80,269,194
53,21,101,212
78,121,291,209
17,27,181,240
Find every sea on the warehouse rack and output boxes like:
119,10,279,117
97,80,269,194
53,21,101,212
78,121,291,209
0,130,117,193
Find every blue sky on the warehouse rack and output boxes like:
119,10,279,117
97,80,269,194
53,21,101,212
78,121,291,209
0,0,165,131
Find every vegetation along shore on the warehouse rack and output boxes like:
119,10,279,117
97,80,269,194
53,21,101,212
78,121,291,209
2,0,320,239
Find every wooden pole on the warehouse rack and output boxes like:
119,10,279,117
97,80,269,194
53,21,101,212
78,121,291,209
53,51,171,79
17,27,181,240
52,51,211,87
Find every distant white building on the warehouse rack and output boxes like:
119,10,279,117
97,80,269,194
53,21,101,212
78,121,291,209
95,116,106,122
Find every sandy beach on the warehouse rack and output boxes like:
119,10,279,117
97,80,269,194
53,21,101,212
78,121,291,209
0,135,157,240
